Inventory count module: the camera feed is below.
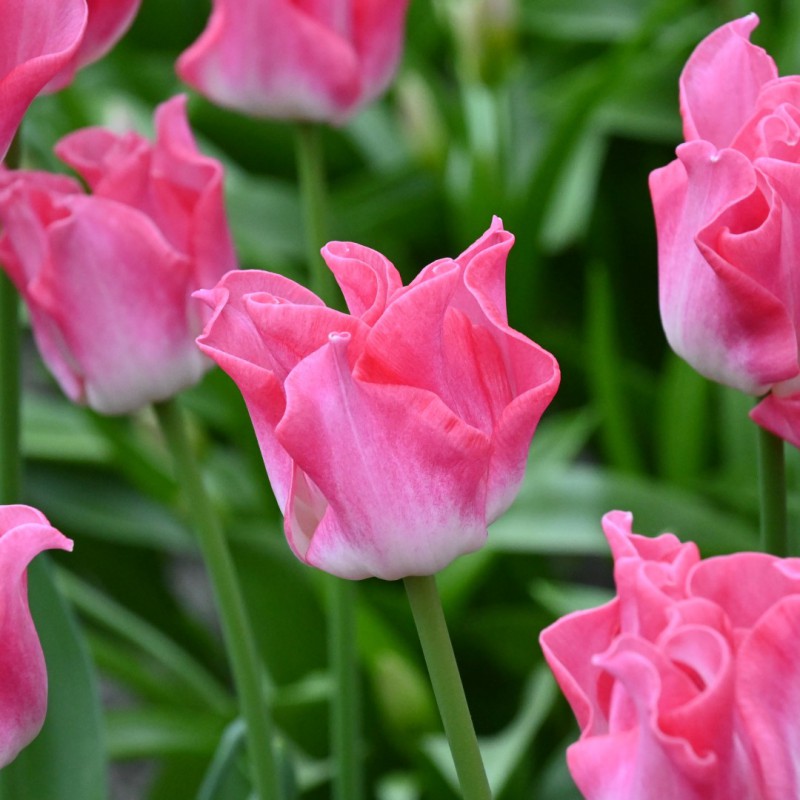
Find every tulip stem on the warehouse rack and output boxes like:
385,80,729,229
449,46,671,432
154,399,280,800
294,123,340,305
404,575,492,800
0,131,23,505
0,272,20,504
757,424,788,556
328,576,362,800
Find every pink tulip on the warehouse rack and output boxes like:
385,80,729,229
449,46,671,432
0,505,72,768
0,0,86,161
0,0,142,162
539,510,800,800
45,0,142,93
176,0,410,123
196,218,560,579
0,95,236,414
649,14,800,446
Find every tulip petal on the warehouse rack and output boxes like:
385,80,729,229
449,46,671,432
651,140,797,393
322,240,403,325
750,392,800,449
24,197,205,413
196,269,366,508
44,0,141,92
177,0,361,122
0,0,87,160
278,333,491,580
539,599,621,736
688,551,800,632
0,506,72,768
680,14,777,148
738,594,800,799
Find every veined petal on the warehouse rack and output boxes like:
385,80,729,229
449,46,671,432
278,333,491,580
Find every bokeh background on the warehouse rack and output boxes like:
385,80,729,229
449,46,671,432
6,0,800,797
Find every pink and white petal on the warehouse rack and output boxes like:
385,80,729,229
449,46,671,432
652,141,797,394
278,334,491,580
34,198,204,414
177,0,361,122
321,240,403,325
0,509,72,768
738,595,800,799
679,14,777,147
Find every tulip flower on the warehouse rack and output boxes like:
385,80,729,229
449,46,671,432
196,217,560,580
0,95,236,414
649,14,800,446
541,510,800,800
44,0,142,93
0,505,73,768
1,0,142,162
0,0,86,161
176,0,410,123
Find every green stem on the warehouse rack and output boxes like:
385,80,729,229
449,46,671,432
404,575,492,800
294,121,360,800
293,123,340,305
328,576,361,800
154,399,280,800
0,131,23,504
757,424,788,556
0,272,20,504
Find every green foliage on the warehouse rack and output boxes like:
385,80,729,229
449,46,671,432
9,0,797,797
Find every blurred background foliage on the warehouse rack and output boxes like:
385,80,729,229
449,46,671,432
8,0,800,798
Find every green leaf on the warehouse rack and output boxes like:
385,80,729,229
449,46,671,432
106,708,226,760
491,462,756,557
422,667,557,795
0,557,107,800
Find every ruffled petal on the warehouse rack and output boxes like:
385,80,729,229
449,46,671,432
738,594,800,799
322,240,403,325
680,14,777,148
